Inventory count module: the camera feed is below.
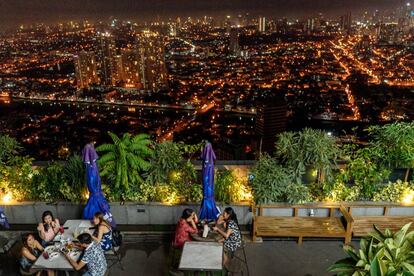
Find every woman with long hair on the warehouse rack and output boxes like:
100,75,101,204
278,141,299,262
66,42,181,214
173,208,199,248
213,207,242,264
20,233,54,276
91,212,113,251
37,210,60,246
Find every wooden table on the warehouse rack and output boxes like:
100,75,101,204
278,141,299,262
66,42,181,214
179,241,223,275
32,220,93,275
190,229,221,242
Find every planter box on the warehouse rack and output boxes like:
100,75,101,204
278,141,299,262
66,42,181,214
2,202,252,225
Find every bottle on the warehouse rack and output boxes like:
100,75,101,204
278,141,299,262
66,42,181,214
202,224,209,238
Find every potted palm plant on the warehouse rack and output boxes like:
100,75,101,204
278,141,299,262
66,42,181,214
366,122,414,182
275,128,341,184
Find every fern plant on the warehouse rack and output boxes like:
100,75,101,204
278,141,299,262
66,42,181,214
97,132,153,189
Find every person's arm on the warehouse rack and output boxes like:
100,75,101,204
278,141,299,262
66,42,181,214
183,220,198,233
188,219,197,230
91,225,104,243
64,253,86,271
34,240,44,252
22,248,38,262
37,223,46,240
51,218,60,234
214,226,232,239
193,213,199,224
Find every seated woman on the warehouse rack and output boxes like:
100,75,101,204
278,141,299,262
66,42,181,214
37,211,60,246
20,233,54,276
91,212,113,251
173,208,198,248
213,207,242,264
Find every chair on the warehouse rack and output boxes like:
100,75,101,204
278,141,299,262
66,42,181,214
224,240,249,276
105,246,124,271
19,267,37,276
168,241,182,270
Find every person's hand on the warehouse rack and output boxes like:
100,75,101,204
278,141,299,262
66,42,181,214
37,223,44,232
212,226,218,231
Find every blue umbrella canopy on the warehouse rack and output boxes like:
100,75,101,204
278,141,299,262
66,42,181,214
199,142,219,221
82,143,115,227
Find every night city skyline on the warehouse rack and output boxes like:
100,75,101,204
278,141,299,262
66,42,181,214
0,0,402,31
0,0,413,160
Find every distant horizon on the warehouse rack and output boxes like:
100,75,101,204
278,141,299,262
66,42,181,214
0,0,401,31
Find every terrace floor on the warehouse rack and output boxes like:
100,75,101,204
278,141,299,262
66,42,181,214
0,232,352,276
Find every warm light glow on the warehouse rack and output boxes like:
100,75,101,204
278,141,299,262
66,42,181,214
402,190,414,204
83,191,90,200
2,192,13,203
162,191,179,205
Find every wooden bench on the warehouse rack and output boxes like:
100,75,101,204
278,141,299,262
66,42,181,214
252,204,353,245
343,204,414,237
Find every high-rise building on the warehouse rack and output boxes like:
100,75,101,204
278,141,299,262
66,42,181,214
306,18,315,34
112,55,124,86
340,13,352,34
120,49,142,88
96,32,117,86
255,93,287,154
137,32,168,91
229,28,241,56
258,17,266,32
74,52,99,89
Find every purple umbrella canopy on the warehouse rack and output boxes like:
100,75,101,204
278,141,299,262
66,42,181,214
199,142,220,221
0,207,9,229
82,143,115,227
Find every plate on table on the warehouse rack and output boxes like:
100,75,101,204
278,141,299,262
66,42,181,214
44,245,56,254
49,252,59,259
69,250,81,259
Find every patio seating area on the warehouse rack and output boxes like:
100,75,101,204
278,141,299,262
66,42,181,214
0,231,350,276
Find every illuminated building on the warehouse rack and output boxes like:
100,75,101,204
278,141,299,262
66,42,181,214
74,52,99,88
258,17,266,32
306,18,315,34
96,32,117,86
340,13,352,34
137,33,168,91
120,49,142,88
229,28,241,57
255,93,287,154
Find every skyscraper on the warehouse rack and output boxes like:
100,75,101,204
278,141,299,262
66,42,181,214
255,93,287,154
137,32,168,91
96,32,117,86
340,13,352,34
229,28,241,57
258,17,266,33
74,52,99,89
120,49,142,88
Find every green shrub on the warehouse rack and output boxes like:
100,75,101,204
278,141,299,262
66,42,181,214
286,183,311,204
31,162,65,201
250,154,294,204
215,170,251,204
373,180,414,203
276,128,341,184
0,156,35,201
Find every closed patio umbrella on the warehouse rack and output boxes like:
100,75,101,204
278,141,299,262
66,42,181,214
199,142,219,221
0,207,9,229
82,143,115,227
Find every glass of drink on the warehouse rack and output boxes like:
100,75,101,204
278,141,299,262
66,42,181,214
59,226,64,234
42,251,49,259
67,241,73,251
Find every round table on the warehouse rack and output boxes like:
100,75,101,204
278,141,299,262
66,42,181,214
190,229,221,242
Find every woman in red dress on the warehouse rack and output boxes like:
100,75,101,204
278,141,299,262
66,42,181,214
173,208,198,248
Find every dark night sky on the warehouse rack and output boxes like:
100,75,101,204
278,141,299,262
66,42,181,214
0,0,400,30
